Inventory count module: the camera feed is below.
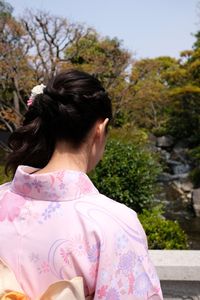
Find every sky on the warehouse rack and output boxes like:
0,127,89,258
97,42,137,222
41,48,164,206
9,0,200,59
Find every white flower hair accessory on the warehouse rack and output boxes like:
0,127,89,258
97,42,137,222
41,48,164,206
27,84,46,107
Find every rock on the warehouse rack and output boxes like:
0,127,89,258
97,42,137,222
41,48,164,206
192,189,200,217
170,151,188,163
157,172,190,183
181,182,194,192
178,174,191,183
180,194,187,201
160,149,171,161
156,135,174,149
172,163,191,175
173,140,189,151
157,172,174,182
170,142,189,163
171,181,183,192
170,180,193,201
149,144,159,153
167,159,181,166
186,192,192,200
171,173,189,180
148,133,157,144
172,180,182,189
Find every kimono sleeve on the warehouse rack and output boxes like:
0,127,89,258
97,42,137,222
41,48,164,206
93,204,163,300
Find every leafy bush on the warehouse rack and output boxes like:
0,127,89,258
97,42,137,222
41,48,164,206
0,149,10,185
151,126,168,137
112,111,129,128
90,139,160,212
189,167,200,188
139,207,188,249
109,126,148,146
0,165,11,185
166,89,200,146
187,146,200,187
188,146,200,164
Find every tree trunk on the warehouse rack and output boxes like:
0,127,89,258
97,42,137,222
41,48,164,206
13,90,21,126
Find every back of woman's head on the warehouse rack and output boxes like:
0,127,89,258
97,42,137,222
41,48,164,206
6,70,112,175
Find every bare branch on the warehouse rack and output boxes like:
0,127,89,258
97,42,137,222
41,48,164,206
21,10,88,80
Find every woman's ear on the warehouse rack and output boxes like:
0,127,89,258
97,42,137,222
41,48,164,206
87,119,109,172
96,118,109,139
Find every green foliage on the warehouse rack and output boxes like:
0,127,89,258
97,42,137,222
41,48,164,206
109,126,149,146
188,145,200,164
65,32,131,121
112,111,129,128
166,31,200,145
139,207,188,249
189,167,200,188
151,126,168,137
90,139,160,212
129,56,179,131
65,33,130,83
193,31,200,50
166,88,200,144
0,149,10,184
0,164,10,184
0,0,13,16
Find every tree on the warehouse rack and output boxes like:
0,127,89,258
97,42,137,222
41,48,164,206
0,7,131,130
0,0,12,15
0,8,93,131
0,1,35,131
21,10,92,82
166,32,200,144
128,56,179,131
64,32,131,121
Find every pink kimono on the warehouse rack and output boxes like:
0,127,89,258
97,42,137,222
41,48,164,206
0,166,163,299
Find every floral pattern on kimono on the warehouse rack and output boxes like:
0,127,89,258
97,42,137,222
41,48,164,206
0,165,163,299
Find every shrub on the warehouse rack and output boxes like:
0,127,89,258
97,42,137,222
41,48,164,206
112,111,129,128
109,126,148,146
188,146,200,164
0,149,10,185
166,90,200,146
90,139,160,212
139,207,188,249
0,164,11,185
189,167,200,188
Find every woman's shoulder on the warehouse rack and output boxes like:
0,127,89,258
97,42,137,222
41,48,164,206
0,181,12,196
93,192,137,218
84,192,146,242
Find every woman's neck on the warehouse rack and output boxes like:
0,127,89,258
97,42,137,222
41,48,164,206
35,141,90,174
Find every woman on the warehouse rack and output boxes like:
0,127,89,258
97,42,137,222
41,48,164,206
0,70,163,299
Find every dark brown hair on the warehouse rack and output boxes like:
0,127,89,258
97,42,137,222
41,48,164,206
6,70,112,175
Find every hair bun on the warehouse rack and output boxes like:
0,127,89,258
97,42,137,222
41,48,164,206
6,70,112,175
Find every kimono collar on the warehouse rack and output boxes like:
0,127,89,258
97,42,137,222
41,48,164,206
11,165,99,201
